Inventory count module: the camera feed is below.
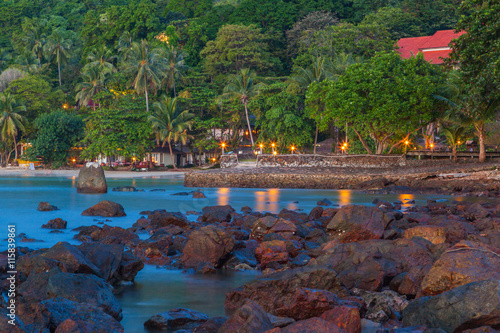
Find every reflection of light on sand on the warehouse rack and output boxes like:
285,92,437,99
338,190,351,206
399,193,415,205
217,188,230,206
268,189,280,213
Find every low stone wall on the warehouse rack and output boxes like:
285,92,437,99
256,154,406,168
220,154,238,168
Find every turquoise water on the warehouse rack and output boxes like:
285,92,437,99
0,176,461,332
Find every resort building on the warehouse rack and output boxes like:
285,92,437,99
396,30,465,64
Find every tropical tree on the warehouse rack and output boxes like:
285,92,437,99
122,40,164,113
21,19,47,66
148,96,194,169
44,29,73,86
75,66,108,111
441,126,467,162
117,31,134,55
84,45,116,73
293,56,332,153
0,93,27,164
161,45,187,97
223,68,263,146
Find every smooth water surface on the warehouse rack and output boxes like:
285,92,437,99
0,175,467,332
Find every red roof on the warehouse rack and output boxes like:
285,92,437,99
396,30,465,64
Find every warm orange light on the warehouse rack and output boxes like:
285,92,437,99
414,147,417,150
221,143,226,148
291,146,295,151
430,143,434,148
259,144,263,148
63,103,68,109
212,158,216,162
254,151,258,155
132,157,136,161
273,151,277,155
72,158,76,162
405,140,409,145
271,143,275,148
457,141,460,145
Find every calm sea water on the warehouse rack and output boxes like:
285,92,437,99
0,176,467,332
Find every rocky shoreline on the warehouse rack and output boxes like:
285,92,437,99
1,193,499,332
185,162,500,197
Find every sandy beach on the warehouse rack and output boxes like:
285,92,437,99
0,167,186,179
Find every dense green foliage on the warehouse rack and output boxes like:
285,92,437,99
27,111,84,167
0,0,497,166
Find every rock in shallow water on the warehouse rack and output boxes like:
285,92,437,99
144,308,208,331
77,162,107,194
37,201,59,211
42,218,67,229
81,200,126,217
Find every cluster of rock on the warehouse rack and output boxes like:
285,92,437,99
0,240,143,332
3,196,500,332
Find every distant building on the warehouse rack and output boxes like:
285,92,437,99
396,30,465,64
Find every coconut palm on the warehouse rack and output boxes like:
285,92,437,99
441,126,467,162
223,68,263,146
161,45,188,97
44,29,72,86
117,31,133,55
15,51,41,73
437,71,500,162
21,19,47,66
75,66,108,111
0,48,12,71
0,93,27,164
122,40,165,113
84,45,116,73
148,96,194,169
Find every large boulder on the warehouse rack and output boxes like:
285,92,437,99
255,240,289,269
81,201,126,217
320,305,361,333
144,308,208,331
140,210,190,230
326,205,392,243
421,241,500,296
404,226,446,245
225,266,348,318
218,300,273,333
251,217,297,242
42,298,123,332
37,202,59,211
19,271,122,320
42,218,67,229
402,279,500,333
182,226,235,269
201,205,235,223
77,162,107,194
77,243,144,285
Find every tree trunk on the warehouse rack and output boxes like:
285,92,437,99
145,88,149,113
352,126,373,154
313,124,318,155
376,141,384,155
58,58,62,86
168,141,177,169
452,145,457,163
243,102,254,146
13,135,18,162
478,127,486,163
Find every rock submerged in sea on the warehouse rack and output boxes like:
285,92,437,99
77,162,107,194
37,202,59,211
144,308,209,331
42,218,67,229
81,200,126,217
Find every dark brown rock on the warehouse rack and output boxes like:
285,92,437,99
193,191,206,199
320,305,361,333
81,201,125,217
144,308,208,331
77,163,107,194
268,317,347,333
219,299,273,333
182,226,235,269
421,241,500,296
403,279,500,333
201,205,235,223
42,218,67,229
37,202,59,211
326,205,392,243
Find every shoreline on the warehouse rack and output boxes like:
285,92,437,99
0,167,186,179
185,162,500,196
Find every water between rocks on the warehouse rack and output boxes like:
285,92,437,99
0,175,471,332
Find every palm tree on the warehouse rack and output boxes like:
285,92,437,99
292,56,333,153
148,96,194,169
122,40,165,113
0,93,27,164
437,71,500,162
0,48,12,71
44,29,72,86
442,126,467,162
15,51,41,73
84,45,116,73
76,66,107,111
223,68,263,146
117,31,133,55
161,45,187,97
21,19,47,66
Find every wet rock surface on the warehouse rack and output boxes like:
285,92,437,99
77,162,107,194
